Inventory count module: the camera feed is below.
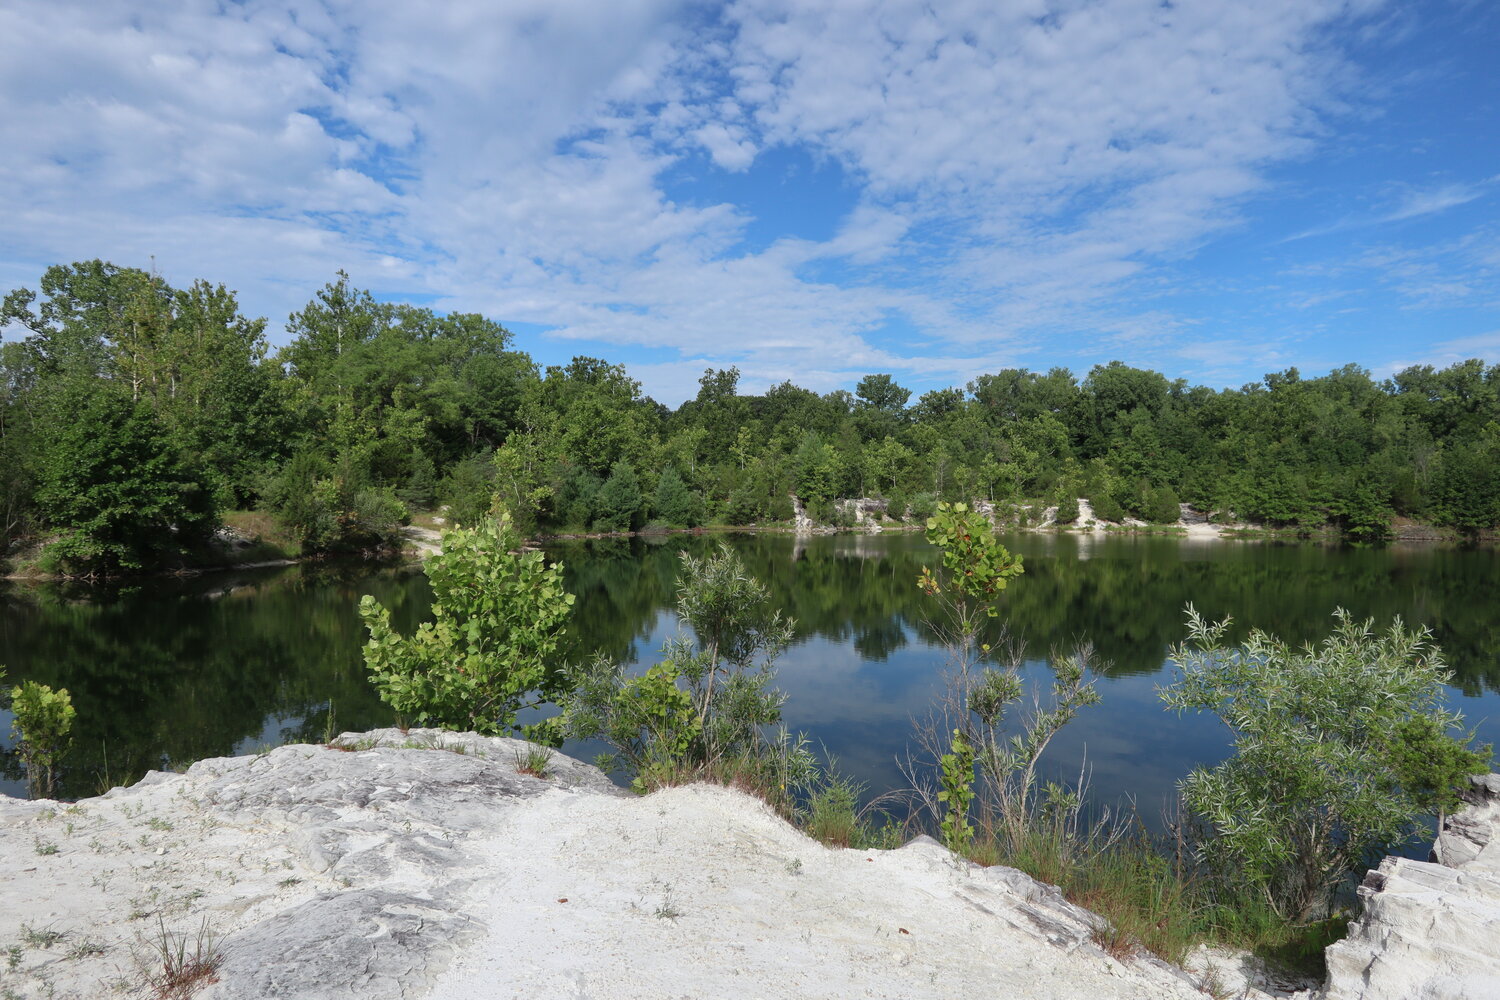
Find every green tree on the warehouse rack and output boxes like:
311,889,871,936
1054,494,1080,524
914,502,1100,851
1161,607,1491,921
652,465,704,527
35,391,217,575
1333,477,1393,542
595,458,645,532
1144,484,1181,525
359,511,575,740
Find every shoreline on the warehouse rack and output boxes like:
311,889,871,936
3,510,1489,584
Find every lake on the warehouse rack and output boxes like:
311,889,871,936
3,532,1497,825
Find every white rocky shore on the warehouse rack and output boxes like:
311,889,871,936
1,731,1495,1000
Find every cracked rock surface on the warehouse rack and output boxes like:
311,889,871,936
7,730,1487,999
0,729,616,999
2,728,1204,999
1323,773,1500,1000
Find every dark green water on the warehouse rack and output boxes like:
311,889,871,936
3,533,1497,820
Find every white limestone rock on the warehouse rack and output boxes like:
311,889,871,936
1321,773,1500,1000
1,729,1218,1000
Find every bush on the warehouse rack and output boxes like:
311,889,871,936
1161,606,1491,921
883,489,908,523
652,465,704,527
7,673,76,799
1090,491,1126,523
1144,485,1181,525
908,492,938,522
765,493,795,523
1054,494,1080,524
359,511,575,741
440,449,496,528
594,459,644,532
724,487,762,525
561,544,793,787
35,393,217,575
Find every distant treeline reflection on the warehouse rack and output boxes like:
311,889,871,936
2,533,1496,801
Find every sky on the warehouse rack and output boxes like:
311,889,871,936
1,0,1496,405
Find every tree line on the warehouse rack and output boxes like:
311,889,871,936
4,259,1498,573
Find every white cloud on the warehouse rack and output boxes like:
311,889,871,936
0,0,1414,401
1283,178,1496,242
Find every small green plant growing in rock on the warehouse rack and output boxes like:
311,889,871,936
1161,606,1493,922
6,668,78,799
512,745,552,779
359,509,574,741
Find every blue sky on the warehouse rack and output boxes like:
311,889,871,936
1,0,1496,404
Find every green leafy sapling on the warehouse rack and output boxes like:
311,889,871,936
7,669,78,799
912,502,1102,851
938,729,977,856
1160,606,1492,922
359,509,574,741
562,544,794,790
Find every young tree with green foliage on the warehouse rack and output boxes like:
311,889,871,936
562,545,796,788
1053,493,1080,524
1144,484,1181,525
595,458,644,532
5,669,77,800
1160,607,1492,921
359,510,575,741
651,465,704,527
911,503,1102,852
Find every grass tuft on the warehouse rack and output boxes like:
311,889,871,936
512,745,553,779
140,917,223,1000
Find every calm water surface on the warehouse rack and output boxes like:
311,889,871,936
3,533,1497,821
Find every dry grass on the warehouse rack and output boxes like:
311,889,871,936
140,917,223,1000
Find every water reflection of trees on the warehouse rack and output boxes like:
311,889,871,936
1,534,1495,800
0,563,422,799
549,533,1500,696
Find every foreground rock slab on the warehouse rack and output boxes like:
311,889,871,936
1,730,1214,1000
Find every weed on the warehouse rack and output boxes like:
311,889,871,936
512,744,552,779
784,858,803,876
277,877,301,888
321,699,337,746
1194,960,1232,1000
803,771,866,848
20,924,64,949
67,937,105,960
1089,918,1138,961
6,945,21,970
139,917,222,1000
147,817,174,832
653,887,681,921
34,839,59,856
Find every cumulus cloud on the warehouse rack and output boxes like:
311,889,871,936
0,0,1434,400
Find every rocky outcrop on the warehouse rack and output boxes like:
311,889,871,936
835,496,890,530
1322,774,1500,1000
1,730,1214,1000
